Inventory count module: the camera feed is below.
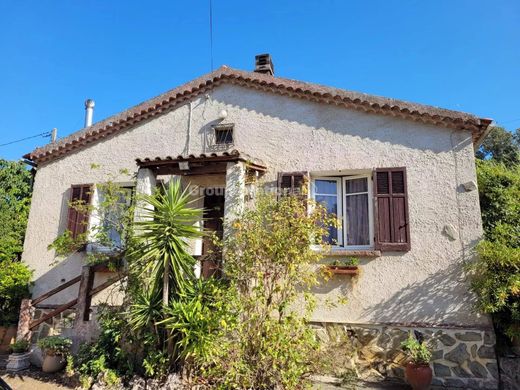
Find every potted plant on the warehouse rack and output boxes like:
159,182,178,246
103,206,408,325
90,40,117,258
6,339,31,372
401,332,433,390
325,257,360,275
37,336,72,373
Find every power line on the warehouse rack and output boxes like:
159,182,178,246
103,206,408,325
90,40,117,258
499,117,520,125
209,0,214,71
0,131,51,148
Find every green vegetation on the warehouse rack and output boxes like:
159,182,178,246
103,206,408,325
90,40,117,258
471,126,520,342
192,193,333,389
475,126,520,165
9,339,30,353
59,176,332,389
0,159,32,262
401,333,432,365
0,160,33,325
0,260,32,325
37,336,72,355
470,160,520,340
49,168,135,266
73,308,131,388
331,257,359,267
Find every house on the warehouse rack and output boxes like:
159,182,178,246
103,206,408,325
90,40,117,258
20,54,497,388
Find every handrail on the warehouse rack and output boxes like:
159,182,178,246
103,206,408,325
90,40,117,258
28,272,125,330
31,275,82,306
29,298,78,330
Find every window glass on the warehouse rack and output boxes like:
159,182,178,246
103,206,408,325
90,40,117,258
314,179,340,245
99,187,133,248
345,177,369,246
345,177,368,193
315,179,337,195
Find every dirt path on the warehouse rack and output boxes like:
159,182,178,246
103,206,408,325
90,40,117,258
1,370,76,390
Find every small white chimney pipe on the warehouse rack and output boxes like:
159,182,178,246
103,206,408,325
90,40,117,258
84,99,95,127
51,128,57,143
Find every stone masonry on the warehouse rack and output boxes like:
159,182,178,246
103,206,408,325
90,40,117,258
29,308,76,344
312,322,498,389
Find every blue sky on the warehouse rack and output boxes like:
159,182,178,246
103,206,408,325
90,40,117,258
0,0,518,160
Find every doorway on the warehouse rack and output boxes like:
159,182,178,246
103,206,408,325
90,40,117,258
201,188,225,278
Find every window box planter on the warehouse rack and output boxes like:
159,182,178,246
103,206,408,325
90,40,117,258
325,265,359,275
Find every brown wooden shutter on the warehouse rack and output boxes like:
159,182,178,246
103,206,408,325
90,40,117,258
373,168,410,251
277,172,309,198
67,185,92,239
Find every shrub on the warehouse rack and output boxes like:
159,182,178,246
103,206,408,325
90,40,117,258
159,278,235,368
9,339,29,353
0,260,32,325
37,336,72,356
471,241,520,340
471,160,520,341
73,307,134,387
401,332,432,365
193,193,333,389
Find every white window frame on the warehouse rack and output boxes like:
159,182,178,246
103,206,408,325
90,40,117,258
311,177,343,246
86,182,135,254
342,175,374,250
311,174,374,250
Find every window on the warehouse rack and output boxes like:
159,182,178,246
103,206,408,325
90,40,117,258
312,175,373,248
86,185,134,254
213,124,234,145
99,187,133,248
312,178,341,245
278,172,308,198
67,185,92,239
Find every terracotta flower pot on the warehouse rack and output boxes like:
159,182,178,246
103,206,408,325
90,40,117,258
405,362,432,390
42,353,66,373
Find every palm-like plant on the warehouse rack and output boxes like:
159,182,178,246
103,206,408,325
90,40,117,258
129,180,203,306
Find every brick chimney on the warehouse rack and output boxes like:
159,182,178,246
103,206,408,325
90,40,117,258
254,54,274,76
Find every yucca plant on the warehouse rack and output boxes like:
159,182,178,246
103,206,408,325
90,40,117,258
126,180,204,370
129,180,203,305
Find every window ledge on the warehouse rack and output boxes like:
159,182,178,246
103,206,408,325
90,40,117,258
316,249,382,258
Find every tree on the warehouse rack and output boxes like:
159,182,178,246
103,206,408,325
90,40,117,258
196,193,334,389
129,179,203,305
127,180,204,375
475,126,520,165
0,159,33,325
470,158,520,341
0,159,32,262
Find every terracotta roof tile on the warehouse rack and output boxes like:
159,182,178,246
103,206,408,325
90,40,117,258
25,66,492,164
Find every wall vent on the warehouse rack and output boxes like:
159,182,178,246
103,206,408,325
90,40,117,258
208,123,234,151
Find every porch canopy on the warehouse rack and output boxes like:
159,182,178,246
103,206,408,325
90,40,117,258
135,149,267,176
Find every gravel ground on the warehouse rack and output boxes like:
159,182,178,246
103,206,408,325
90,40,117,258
0,368,77,389
0,370,408,390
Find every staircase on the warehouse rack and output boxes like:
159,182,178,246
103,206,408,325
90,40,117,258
16,264,124,343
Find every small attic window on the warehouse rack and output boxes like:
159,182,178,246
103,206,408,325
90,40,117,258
214,124,234,145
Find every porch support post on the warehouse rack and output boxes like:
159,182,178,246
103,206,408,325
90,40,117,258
74,265,95,325
134,167,157,222
223,161,246,233
16,299,34,341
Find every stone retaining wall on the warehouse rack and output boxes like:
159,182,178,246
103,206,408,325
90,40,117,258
312,322,499,389
29,308,76,343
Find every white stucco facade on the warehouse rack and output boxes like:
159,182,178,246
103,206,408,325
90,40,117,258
22,83,488,329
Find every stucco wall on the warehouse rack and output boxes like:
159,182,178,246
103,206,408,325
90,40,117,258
22,84,488,328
